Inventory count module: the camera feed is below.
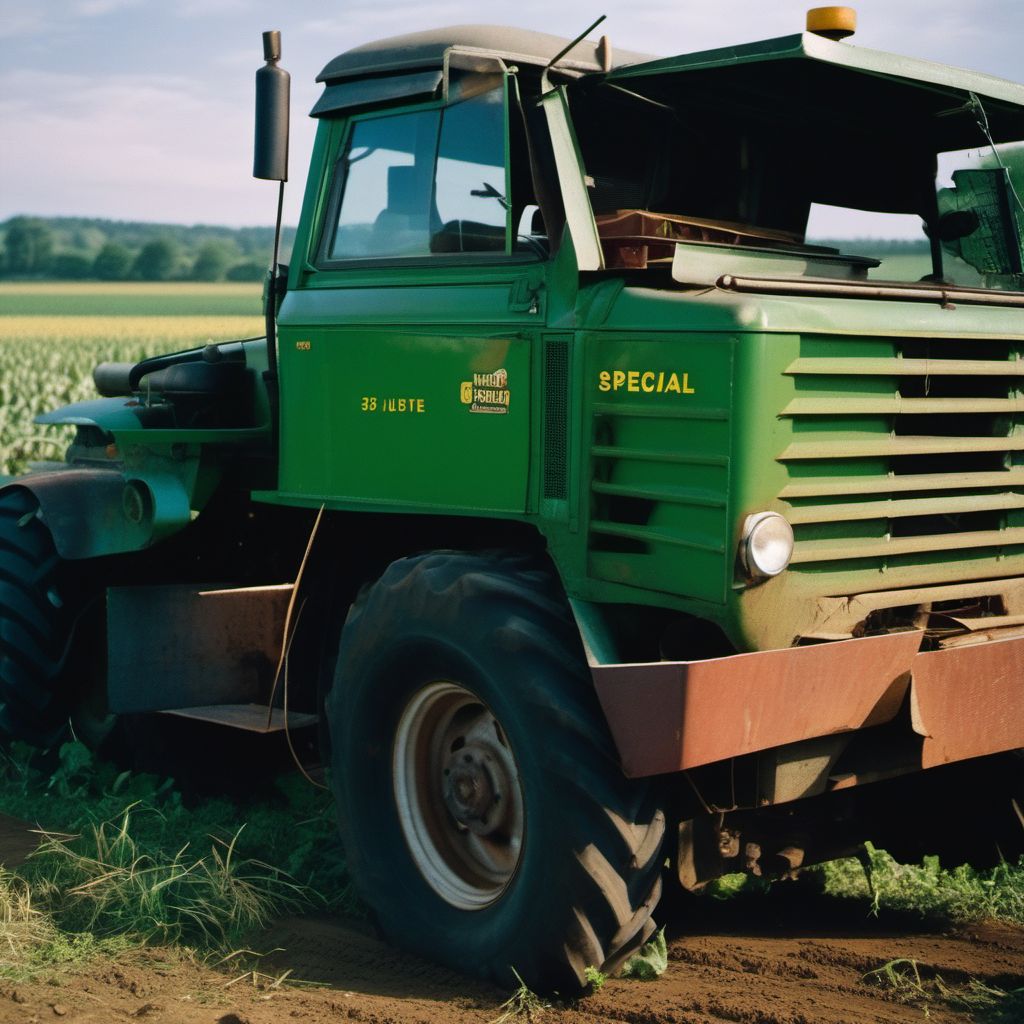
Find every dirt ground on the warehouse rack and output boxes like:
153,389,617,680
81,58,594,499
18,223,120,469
2,887,1022,1024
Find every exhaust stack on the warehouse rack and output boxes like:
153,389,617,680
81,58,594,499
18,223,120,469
254,29,290,181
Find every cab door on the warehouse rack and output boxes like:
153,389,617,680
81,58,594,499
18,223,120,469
278,73,545,515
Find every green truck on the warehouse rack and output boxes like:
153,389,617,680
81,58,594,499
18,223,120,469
2,6,1023,993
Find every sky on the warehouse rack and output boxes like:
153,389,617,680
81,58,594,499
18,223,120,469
2,0,1023,235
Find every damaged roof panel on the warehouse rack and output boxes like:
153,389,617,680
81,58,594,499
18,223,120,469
607,31,1024,120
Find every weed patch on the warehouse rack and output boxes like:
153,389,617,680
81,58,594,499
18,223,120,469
0,741,352,981
865,956,1024,1022
27,812,308,947
491,968,549,1023
0,741,353,913
621,927,668,980
818,844,1024,926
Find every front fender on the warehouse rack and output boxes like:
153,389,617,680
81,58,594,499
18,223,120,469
35,397,144,432
1,467,192,560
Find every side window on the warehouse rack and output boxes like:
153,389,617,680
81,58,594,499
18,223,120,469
323,84,510,262
431,89,508,253
329,109,440,260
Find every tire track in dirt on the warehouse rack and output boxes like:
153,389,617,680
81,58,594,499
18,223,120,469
0,911,1021,1024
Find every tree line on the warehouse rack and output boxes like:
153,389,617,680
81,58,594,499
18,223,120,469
2,215,929,283
0,216,297,282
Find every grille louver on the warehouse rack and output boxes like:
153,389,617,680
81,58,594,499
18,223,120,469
543,338,569,500
781,335,1024,573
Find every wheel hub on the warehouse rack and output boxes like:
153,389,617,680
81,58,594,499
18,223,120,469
443,744,502,833
393,681,525,909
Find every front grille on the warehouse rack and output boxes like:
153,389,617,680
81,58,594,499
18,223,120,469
779,334,1024,588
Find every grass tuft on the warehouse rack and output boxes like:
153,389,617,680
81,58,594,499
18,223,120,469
0,870,50,971
25,809,310,949
865,956,1024,1022
491,968,550,1023
0,867,131,980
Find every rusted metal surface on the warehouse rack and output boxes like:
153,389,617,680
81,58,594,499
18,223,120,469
911,634,1024,768
592,631,922,778
108,583,292,713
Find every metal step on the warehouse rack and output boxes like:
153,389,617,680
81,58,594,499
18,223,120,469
161,703,318,733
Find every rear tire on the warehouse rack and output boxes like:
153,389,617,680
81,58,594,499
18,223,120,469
326,551,665,994
0,489,78,748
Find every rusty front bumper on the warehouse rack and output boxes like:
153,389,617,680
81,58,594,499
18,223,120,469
592,630,1024,778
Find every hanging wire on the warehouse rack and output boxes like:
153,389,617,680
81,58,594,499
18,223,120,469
967,91,1024,221
282,596,327,790
265,503,326,725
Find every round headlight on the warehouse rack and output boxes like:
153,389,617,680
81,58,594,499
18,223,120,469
741,511,794,578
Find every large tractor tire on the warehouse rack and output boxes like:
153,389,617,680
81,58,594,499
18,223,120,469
326,552,665,995
0,489,78,748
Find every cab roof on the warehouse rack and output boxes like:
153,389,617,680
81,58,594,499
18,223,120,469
600,30,1024,151
316,24,1024,148
608,30,1024,109
317,25,653,82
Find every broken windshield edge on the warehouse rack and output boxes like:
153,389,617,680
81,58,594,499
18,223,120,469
570,78,1024,292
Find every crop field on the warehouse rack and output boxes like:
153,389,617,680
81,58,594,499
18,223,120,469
0,281,1021,1024
0,282,263,316
0,282,263,474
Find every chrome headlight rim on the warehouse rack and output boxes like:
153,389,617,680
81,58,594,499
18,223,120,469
740,510,794,579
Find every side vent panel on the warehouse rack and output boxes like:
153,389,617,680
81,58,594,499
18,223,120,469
543,337,570,501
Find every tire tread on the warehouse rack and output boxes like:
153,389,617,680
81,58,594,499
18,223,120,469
0,489,74,747
329,550,666,993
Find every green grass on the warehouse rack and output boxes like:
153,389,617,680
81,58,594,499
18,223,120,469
0,741,353,980
28,813,308,948
705,846,1024,928
817,844,1024,926
0,741,353,913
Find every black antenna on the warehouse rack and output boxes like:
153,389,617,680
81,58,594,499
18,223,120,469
545,14,607,70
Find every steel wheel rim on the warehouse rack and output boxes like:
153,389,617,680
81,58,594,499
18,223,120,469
393,681,525,910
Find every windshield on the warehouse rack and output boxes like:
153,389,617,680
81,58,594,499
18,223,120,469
570,76,1024,291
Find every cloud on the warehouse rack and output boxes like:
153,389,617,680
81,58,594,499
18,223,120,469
0,0,141,37
0,9,56,39
75,0,142,17
4,0,1023,226
173,0,248,17
0,69,307,225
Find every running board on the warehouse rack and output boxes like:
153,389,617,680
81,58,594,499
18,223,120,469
161,703,318,733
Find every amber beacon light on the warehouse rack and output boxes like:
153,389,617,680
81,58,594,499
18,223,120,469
806,6,857,40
